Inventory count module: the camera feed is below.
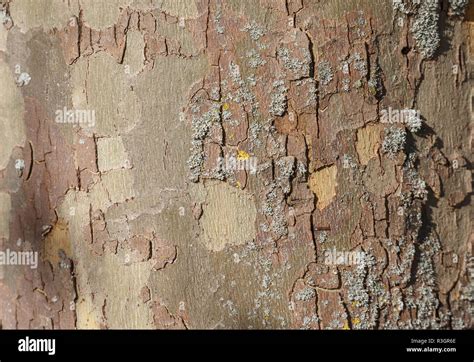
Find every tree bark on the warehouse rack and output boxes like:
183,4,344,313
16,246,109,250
0,0,472,330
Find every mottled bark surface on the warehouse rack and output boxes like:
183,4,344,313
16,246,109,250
0,0,472,329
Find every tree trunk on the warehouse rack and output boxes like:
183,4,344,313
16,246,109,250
0,0,472,330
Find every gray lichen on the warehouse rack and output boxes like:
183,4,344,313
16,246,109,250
382,127,407,157
352,52,368,78
247,74,257,87
261,183,277,217
0,9,11,25
411,177,428,200
276,156,295,195
342,78,350,92
448,0,469,16
392,0,410,14
405,110,423,133
368,62,383,98
246,49,267,68
342,154,357,169
403,156,429,200
343,251,388,329
226,62,259,115
191,106,220,140
269,80,288,116
242,21,266,41
249,121,263,149
393,0,441,58
229,61,242,84
16,72,31,87
296,160,307,178
294,287,316,301
276,156,295,179
270,204,288,238
14,159,25,176
411,0,441,58
317,60,334,85
305,78,318,106
187,141,205,183
411,235,442,329
353,79,363,89
187,104,221,182
214,3,225,34
318,231,328,244
277,47,311,76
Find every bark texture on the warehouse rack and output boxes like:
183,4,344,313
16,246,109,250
0,0,472,329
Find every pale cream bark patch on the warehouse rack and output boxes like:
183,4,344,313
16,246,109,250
123,31,145,76
308,165,338,210
9,0,79,32
71,53,141,136
0,192,12,240
161,0,200,19
0,23,7,51
199,181,257,252
356,123,383,166
0,59,25,170
89,170,135,210
79,0,131,29
97,137,131,172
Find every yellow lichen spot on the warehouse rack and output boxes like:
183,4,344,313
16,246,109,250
368,84,377,96
237,150,250,161
353,317,361,326
343,321,350,330
222,103,230,111
236,181,241,189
